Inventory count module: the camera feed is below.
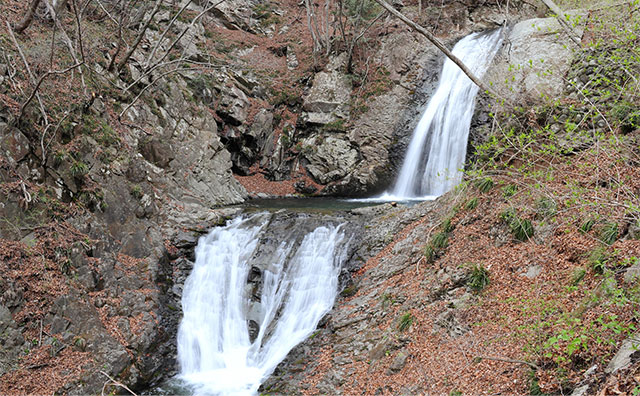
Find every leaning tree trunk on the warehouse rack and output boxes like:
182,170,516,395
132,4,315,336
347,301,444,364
14,0,42,33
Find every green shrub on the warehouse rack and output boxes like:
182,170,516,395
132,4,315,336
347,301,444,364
130,184,143,199
431,231,448,250
571,267,586,285
527,370,545,396
467,263,490,292
465,197,479,210
424,245,435,263
70,161,89,178
536,197,557,219
599,222,618,245
322,119,347,132
513,218,534,241
442,217,455,233
53,150,67,166
579,218,596,234
502,184,518,198
611,100,640,134
475,177,494,193
397,312,414,332
588,246,610,274
381,293,394,308
501,209,534,241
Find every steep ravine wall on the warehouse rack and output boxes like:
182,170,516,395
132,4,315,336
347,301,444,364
0,1,549,394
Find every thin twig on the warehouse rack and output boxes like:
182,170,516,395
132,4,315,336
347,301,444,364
19,62,84,123
41,111,71,166
539,0,582,47
143,0,228,75
72,0,86,64
26,363,49,370
100,370,138,396
92,0,118,24
2,50,20,93
372,0,505,103
42,0,87,94
144,0,195,69
116,0,163,72
119,66,194,120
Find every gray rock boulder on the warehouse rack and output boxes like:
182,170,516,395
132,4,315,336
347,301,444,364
218,84,250,126
606,333,640,373
139,137,174,169
302,135,359,184
485,15,585,105
208,0,257,32
0,305,24,376
0,127,30,167
325,33,443,195
123,76,247,208
302,53,352,125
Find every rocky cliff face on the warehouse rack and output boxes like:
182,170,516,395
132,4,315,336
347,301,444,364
0,0,572,393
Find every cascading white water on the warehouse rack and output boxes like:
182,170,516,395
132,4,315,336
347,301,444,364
177,214,347,395
389,29,504,199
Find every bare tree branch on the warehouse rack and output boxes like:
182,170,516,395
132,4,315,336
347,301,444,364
539,0,582,47
42,0,87,94
99,371,138,396
144,0,195,69
116,0,163,72
71,0,86,64
6,20,49,125
92,0,119,24
119,67,194,120
41,111,70,166
119,63,223,120
18,61,84,123
143,0,228,74
107,1,126,72
125,57,223,92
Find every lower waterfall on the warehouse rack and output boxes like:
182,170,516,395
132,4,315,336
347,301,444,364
176,213,348,395
389,29,504,199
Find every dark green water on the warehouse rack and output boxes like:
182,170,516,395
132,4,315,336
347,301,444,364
240,197,383,213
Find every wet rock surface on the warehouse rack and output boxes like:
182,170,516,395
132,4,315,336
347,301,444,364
260,200,451,394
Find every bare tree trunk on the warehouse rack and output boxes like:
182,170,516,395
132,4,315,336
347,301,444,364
539,0,582,46
14,0,42,34
6,20,49,125
346,10,384,73
43,0,87,93
116,0,162,72
107,6,126,72
304,0,320,58
53,0,69,15
372,0,502,101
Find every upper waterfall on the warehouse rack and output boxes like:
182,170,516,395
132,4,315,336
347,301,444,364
390,29,504,199
176,213,349,395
